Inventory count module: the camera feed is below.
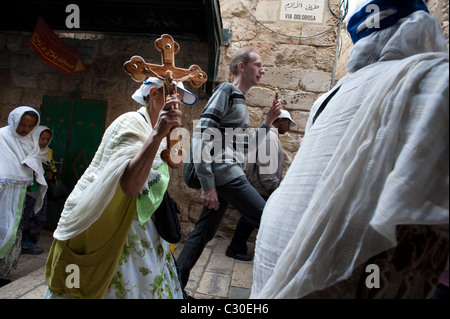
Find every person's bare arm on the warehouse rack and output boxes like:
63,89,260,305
120,99,181,197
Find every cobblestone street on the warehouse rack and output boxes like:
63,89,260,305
0,230,254,299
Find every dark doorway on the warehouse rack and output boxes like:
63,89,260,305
40,93,106,229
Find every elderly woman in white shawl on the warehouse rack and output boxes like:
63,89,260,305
45,78,197,299
0,106,46,277
251,0,449,299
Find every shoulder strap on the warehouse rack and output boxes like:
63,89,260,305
213,82,228,93
312,86,341,125
138,111,148,124
213,82,237,96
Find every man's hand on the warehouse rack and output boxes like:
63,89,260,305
264,98,282,126
201,188,220,210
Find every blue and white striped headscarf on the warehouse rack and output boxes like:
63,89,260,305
347,0,429,44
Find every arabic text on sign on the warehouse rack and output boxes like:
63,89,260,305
279,0,325,24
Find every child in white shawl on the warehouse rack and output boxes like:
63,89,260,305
22,126,55,255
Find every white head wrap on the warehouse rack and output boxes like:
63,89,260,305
132,77,198,105
7,106,40,154
34,125,53,164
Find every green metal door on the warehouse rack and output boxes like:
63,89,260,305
40,94,106,229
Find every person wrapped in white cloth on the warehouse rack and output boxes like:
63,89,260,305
0,106,46,276
251,0,449,299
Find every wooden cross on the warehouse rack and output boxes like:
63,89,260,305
123,34,207,168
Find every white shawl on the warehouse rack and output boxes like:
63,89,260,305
252,12,449,299
0,107,45,185
53,107,164,241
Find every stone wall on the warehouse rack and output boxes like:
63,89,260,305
0,33,208,128
426,0,449,47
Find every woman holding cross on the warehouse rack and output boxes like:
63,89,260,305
44,78,197,299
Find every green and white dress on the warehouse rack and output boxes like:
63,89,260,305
45,182,182,299
103,161,182,299
105,213,181,299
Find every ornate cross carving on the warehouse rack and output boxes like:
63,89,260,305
124,34,207,168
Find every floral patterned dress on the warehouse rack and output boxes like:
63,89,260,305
44,214,182,299
104,215,182,299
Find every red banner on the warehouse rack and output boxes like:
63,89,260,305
29,16,86,75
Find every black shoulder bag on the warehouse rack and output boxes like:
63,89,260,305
182,83,234,190
153,191,182,244
137,110,182,243
183,143,201,189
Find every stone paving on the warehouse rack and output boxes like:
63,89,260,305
179,232,254,299
0,229,254,299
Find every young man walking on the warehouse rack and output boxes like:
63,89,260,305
177,47,281,291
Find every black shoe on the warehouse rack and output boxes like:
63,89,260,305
21,235,44,255
225,247,253,262
22,246,44,255
182,290,195,299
